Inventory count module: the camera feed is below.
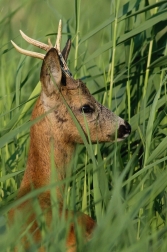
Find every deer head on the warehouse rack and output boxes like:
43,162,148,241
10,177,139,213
39,48,131,144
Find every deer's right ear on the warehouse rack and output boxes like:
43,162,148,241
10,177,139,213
61,39,71,62
40,48,62,96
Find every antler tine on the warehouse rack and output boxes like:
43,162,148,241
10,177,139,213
20,30,50,51
53,20,72,77
11,40,45,60
48,38,53,48
55,19,62,52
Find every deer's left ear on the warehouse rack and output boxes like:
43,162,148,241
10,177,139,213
40,48,62,96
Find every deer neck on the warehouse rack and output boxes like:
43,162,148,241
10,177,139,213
18,97,75,199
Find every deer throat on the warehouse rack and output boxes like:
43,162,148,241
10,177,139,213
17,98,75,199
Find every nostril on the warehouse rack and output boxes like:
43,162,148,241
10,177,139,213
117,121,131,139
124,121,131,135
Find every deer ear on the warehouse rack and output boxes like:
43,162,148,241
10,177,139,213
40,48,62,96
61,39,71,62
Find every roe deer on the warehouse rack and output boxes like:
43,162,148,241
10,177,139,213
8,20,131,252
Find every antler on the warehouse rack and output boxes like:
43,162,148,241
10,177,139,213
11,20,72,77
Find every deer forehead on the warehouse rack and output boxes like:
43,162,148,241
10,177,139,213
61,83,95,103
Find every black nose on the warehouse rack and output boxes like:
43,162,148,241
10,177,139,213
118,121,131,139
124,121,131,135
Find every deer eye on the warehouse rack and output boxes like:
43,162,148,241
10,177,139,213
81,105,94,114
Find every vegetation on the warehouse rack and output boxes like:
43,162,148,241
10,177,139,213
0,0,167,251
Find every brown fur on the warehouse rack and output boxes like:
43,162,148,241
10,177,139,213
8,47,131,251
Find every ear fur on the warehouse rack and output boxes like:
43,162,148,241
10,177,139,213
40,48,62,96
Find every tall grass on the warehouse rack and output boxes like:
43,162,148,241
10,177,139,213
0,0,167,251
